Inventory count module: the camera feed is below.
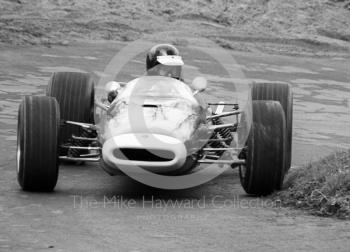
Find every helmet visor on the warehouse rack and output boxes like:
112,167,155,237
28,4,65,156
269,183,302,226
157,55,184,66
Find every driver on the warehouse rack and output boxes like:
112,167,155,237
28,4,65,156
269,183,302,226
146,44,184,81
106,44,184,103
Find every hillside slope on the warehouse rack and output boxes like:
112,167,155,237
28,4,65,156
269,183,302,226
0,0,349,54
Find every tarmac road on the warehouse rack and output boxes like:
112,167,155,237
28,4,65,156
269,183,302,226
0,41,349,251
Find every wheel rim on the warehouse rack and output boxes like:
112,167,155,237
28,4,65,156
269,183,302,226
16,112,21,174
16,135,21,174
239,165,246,181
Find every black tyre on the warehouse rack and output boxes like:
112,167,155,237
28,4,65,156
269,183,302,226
17,96,60,191
46,72,95,146
239,101,286,196
251,82,293,173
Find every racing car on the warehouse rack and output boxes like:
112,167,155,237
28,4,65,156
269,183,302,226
16,44,293,195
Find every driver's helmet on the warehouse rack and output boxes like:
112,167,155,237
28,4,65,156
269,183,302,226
146,44,184,80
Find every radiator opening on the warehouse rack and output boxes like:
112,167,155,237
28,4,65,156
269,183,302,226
114,148,175,162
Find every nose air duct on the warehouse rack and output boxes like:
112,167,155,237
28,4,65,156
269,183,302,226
102,133,187,174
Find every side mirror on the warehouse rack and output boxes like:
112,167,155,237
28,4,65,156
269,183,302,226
105,81,121,103
191,77,207,94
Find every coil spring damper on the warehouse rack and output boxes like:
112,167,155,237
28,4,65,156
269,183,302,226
208,117,233,158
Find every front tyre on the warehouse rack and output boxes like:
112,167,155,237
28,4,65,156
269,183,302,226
239,101,286,196
17,96,60,191
251,82,293,173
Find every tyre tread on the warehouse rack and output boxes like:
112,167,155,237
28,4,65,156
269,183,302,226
17,96,60,191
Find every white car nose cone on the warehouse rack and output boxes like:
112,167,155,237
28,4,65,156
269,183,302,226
102,133,187,174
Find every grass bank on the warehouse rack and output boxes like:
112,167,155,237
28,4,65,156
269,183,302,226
274,150,350,219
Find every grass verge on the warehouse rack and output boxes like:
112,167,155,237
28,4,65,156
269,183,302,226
273,150,350,219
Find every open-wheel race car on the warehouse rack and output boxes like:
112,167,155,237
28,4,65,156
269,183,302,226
16,44,293,196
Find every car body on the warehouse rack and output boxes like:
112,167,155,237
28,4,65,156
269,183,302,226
98,76,213,175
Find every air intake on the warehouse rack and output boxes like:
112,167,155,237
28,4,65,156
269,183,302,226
114,148,175,162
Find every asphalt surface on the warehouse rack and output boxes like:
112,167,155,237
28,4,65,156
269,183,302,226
0,41,349,251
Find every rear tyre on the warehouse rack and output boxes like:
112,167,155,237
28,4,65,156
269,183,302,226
17,96,60,191
251,82,293,189
46,72,95,146
239,101,286,196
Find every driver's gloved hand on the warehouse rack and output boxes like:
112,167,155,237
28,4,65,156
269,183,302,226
107,90,118,103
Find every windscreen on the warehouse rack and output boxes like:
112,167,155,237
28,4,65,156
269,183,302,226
146,64,182,80
116,76,197,103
